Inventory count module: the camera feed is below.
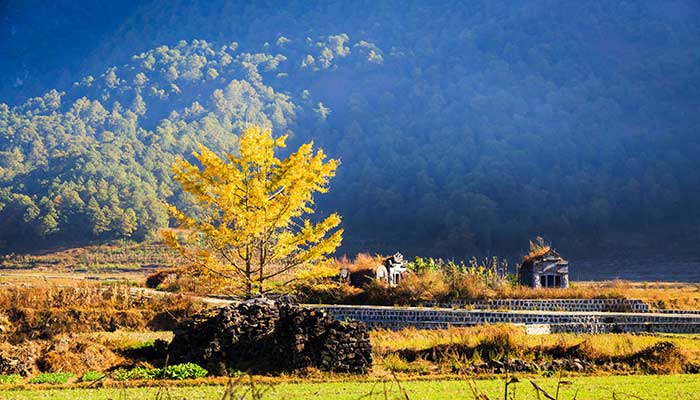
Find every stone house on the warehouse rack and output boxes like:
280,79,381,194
518,248,569,288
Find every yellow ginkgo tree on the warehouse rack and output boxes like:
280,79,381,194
163,125,343,296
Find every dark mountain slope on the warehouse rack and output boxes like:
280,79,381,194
1,1,699,257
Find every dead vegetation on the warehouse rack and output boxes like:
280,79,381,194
0,284,205,343
372,325,699,377
0,239,183,272
292,253,700,309
523,236,551,263
37,334,124,374
5,242,700,310
0,283,206,378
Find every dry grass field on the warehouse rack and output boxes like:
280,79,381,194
4,243,700,309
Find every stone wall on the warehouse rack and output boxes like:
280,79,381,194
422,298,649,312
314,304,700,334
655,309,700,315
547,322,700,334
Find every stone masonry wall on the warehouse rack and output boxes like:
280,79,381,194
314,304,700,334
422,298,649,312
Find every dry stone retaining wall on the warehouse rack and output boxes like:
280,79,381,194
423,298,649,312
547,322,700,334
315,304,700,333
655,309,700,315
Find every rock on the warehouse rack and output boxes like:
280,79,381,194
168,297,371,375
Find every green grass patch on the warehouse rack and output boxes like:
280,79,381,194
0,374,22,385
0,374,698,399
160,363,208,380
126,339,156,351
82,330,173,351
112,364,207,381
112,367,159,381
28,372,75,385
81,371,105,382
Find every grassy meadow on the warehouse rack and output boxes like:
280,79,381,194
4,242,700,309
0,374,698,400
2,244,700,399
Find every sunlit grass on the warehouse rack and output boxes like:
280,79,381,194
81,330,173,351
0,375,698,400
371,325,700,362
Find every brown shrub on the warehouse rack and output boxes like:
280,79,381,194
0,285,205,342
363,280,396,305
625,341,686,374
38,334,123,374
545,339,603,362
389,324,526,362
4,307,158,342
0,285,141,310
347,253,383,288
474,324,524,356
351,253,385,272
145,269,178,289
494,283,626,300
394,270,450,304
0,341,40,376
448,273,492,300
294,282,363,304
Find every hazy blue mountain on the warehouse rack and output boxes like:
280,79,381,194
2,1,700,258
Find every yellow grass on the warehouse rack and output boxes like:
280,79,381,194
371,325,700,363
0,238,182,273
81,330,174,351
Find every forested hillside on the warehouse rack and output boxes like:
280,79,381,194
1,1,700,257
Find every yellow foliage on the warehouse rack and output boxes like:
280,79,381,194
165,125,343,295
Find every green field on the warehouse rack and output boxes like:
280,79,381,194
1,374,699,400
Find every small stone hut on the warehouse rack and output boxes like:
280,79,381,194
518,248,569,288
375,252,407,286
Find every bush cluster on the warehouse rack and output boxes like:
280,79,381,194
28,372,75,385
0,374,22,385
296,254,515,305
113,363,207,381
80,371,105,382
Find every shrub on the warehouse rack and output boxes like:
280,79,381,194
113,366,160,381
112,363,207,381
80,371,105,382
394,270,449,303
449,272,491,300
28,372,75,384
406,257,441,274
351,253,385,272
0,374,22,385
38,335,123,374
476,324,523,356
294,282,362,304
160,363,208,380
382,354,431,375
145,270,177,289
363,279,396,305
347,253,384,288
